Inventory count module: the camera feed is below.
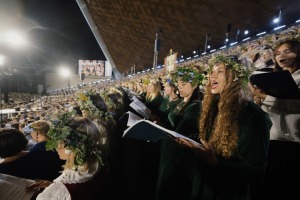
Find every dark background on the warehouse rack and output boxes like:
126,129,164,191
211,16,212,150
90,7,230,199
0,0,104,95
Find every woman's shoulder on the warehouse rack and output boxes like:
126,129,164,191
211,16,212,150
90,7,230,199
244,101,266,114
240,101,272,124
188,99,201,108
155,93,164,101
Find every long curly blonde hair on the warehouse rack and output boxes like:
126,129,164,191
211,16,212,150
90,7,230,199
199,66,246,158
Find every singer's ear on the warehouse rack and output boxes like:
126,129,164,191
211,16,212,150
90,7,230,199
64,149,71,155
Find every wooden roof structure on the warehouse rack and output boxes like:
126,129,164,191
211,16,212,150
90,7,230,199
80,0,300,74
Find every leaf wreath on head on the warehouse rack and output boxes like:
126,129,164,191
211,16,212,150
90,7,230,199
46,111,108,169
173,65,205,87
101,88,124,120
162,72,176,86
77,89,116,125
77,90,104,118
208,55,253,89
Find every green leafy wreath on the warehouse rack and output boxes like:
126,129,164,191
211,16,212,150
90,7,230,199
173,65,205,86
46,111,107,169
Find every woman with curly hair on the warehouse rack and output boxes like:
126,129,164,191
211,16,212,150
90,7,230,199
177,55,272,200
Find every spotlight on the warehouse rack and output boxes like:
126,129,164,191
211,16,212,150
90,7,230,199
273,18,279,23
207,45,211,49
244,30,249,35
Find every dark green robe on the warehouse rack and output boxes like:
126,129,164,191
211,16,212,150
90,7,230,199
192,101,272,200
156,97,180,125
156,99,201,200
145,94,164,115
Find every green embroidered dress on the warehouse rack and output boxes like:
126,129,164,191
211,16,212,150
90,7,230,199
156,97,180,125
156,99,201,200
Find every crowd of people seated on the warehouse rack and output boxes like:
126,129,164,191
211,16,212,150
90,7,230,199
0,25,299,200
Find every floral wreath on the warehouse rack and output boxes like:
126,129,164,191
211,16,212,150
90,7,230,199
173,65,205,86
162,73,176,86
208,55,252,88
46,111,107,168
76,89,115,124
101,87,123,112
77,91,104,118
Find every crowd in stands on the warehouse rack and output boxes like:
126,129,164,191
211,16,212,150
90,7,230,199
0,24,299,200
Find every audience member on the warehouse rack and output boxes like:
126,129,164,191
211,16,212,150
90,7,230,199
0,128,62,181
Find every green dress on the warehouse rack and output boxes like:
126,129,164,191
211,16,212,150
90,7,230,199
191,101,272,200
156,99,201,200
145,94,164,115
156,97,180,125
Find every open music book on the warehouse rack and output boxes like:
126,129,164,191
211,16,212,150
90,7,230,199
0,173,36,200
123,119,201,146
129,96,151,119
126,111,143,127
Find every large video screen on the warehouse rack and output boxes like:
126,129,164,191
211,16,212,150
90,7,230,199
79,60,105,77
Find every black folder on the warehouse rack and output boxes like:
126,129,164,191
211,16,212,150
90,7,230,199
250,70,300,99
123,119,201,145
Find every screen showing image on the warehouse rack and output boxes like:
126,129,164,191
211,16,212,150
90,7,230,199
79,60,105,77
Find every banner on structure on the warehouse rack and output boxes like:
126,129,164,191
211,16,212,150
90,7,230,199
164,51,177,72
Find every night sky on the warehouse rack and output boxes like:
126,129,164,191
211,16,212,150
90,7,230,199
0,0,105,74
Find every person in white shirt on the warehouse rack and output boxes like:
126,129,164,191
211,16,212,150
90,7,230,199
248,39,300,199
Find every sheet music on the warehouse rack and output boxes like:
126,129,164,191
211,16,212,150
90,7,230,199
127,111,142,127
131,96,151,115
0,173,36,200
129,102,151,119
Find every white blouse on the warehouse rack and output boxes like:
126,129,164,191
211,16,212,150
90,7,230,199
36,162,99,200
